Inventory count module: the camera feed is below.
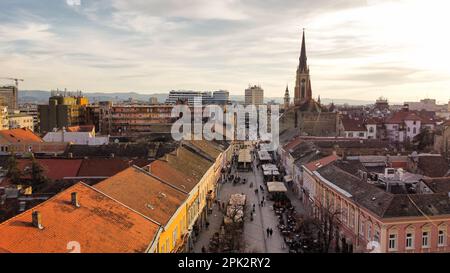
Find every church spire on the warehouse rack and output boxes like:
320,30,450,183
299,28,308,73
294,28,312,106
284,85,290,109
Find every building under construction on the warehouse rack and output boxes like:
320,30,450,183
0,85,18,111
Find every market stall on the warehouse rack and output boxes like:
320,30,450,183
238,149,252,171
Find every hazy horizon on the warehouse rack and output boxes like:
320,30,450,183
1,0,450,104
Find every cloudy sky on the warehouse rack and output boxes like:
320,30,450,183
0,0,449,103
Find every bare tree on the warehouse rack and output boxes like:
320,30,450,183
297,203,340,253
221,203,247,253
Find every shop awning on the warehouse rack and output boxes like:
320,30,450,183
238,149,252,163
267,182,288,193
258,150,272,161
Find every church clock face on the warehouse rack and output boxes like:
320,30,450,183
301,79,306,99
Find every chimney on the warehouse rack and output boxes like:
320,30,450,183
71,192,80,208
32,211,44,229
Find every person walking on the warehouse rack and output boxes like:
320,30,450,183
269,228,273,237
266,228,270,238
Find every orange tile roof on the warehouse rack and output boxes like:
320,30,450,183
94,166,188,226
0,183,161,253
0,128,43,144
148,160,198,192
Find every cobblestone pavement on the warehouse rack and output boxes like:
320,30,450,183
193,155,306,253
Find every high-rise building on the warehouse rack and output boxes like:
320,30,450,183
149,97,159,105
0,85,18,111
38,91,89,134
166,90,229,105
212,90,230,105
166,90,206,105
19,103,39,132
245,85,264,105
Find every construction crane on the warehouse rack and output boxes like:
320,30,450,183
0,77,24,89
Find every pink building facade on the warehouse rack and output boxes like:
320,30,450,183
302,161,450,253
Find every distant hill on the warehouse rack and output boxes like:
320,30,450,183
19,90,374,106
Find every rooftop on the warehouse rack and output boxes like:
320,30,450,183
94,166,188,226
316,164,450,219
0,128,43,144
0,183,160,253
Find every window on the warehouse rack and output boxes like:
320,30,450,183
349,208,355,228
388,234,397,251
342,204,348,224
172,227,178,248
422,231,430,248
438,229,446,247
374,229,380,243
359,219,365,236
413,127,417,134
367,224,372,241
406,232,414,249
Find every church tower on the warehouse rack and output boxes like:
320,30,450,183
284,85,290,109
294,29,312,106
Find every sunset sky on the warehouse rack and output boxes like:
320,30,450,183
1,0,449,103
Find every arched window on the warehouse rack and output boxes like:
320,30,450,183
405,225,415,250
422,225,431,249
388,227,398,251
438,224,447,247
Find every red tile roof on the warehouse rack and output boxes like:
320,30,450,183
283,136,303,151
386,110,437,125
0,128,43,144
0,183,160,253
342,117,366,132
304,154,339,172
17,159,83,180
77,158,150,177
